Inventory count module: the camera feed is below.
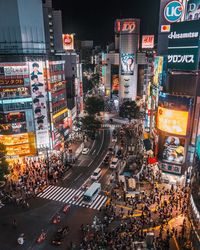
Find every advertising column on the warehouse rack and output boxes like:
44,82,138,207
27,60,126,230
29,62,50,149
116,19,140,101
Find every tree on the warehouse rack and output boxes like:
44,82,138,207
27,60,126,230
81,115,101,139
119,100,140,121
84,96,105,116
0,143,9,182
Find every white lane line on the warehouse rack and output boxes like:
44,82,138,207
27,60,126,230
90,195,103,209
63,172,72,180
90,139,96,153
54,188,67,201
50,187,65,200
74,196,84,206
56,188,71,201
64,188,82,204
61,189,77,203
39,185,55,198
74,173,83,181
38,185,54,197
45,186,61,199
93,196,105,210
92,149,96,155
96,197,107,210
77,160,84,167
97,129,105,156
69,190,84,204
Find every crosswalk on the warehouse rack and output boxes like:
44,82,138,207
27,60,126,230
37,185,107,211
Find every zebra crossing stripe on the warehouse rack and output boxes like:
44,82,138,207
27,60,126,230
55,188,71,201
45,186,61,199
61,189,77,203
64,189,81,204
37,185,107,210
90,195,103,209
0,202,4,209
96,197,107,210
53,187,68,201
49,187,65,200
38,185,54,197
70,190,84,204
92,196,105,210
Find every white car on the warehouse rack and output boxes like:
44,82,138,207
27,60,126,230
91,168,102,180
82,148,90,155
110,157,119,169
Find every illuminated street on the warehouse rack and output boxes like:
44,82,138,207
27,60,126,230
0,0,200,250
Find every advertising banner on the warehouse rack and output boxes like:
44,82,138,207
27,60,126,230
142,35,155,49
121,53,135,75
62,34,74,51
160,162,182,174
168,20,200,70
186,0,200,20
29,62,49,148
153,56,164,85
0,79,24,86
112,75,119,93
162,135,185,164
157,106,189,135
115,19,139,34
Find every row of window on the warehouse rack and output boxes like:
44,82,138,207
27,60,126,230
0,102,32,111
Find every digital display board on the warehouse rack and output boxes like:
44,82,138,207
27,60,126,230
157,106,188,135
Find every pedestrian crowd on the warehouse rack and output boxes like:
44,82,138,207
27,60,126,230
1,154,66,205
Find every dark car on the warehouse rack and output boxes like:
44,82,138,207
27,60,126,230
104,155,110,166
51,226,69,246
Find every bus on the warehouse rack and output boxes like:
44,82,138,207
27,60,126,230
83,182,101,205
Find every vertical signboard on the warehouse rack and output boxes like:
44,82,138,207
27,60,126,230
121,53,135,75
167,20,200,70
142,35,155,49
62,34,74,51
29,62,49,148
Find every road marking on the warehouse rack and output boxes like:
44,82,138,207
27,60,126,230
63,172,72,180
78,160,84,167
37,185,107,211
92,149,96,155
74,173,83,181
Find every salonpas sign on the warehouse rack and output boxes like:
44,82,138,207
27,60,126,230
167,20,200,70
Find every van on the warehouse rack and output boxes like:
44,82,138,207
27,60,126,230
91,168,102,180
83,182,101,205
110,157,119,169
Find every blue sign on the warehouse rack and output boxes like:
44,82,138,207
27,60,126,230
164,1,184,23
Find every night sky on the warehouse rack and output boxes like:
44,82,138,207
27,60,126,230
52,0,160,45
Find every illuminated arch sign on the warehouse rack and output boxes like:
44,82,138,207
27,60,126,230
164,1,184,23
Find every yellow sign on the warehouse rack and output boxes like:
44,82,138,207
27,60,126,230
53,108,68,120
157,107,188,135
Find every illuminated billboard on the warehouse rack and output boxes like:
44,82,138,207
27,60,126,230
162,136,185,164
29,62,50,148
142,35,155,49
121,53,135,75
157,106,188,135
115,19,139,34
153,56,164,85
62,34,74,51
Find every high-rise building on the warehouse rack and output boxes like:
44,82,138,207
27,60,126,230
115,18,140,101
0,0,68,165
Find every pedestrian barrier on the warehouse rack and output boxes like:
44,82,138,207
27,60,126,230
37,185,107,211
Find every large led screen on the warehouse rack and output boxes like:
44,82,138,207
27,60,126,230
157,106,188,135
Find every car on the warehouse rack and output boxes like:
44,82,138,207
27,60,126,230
103,155,110,165
51,226,69,246
82,148,89,155
91,168,102,180
110,157,119,169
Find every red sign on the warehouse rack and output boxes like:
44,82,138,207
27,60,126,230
0,79,24,86
122,21,136,33
142,35,155,49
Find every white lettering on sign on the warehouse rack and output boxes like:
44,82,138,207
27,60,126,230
168,31,199,39
168,55,194,63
